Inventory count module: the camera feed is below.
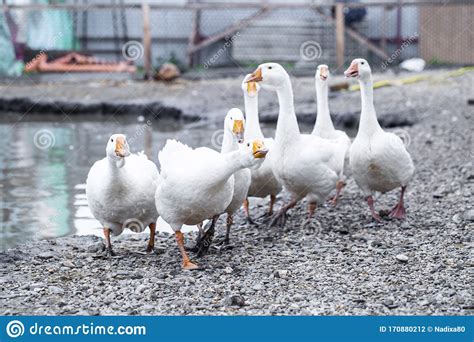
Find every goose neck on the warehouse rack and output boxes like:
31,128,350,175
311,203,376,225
219,150,245,180
358,75,382,136
108,155,126,169
275,80,300,145
244,94,264,140
313,80,334,134
221,127,239,154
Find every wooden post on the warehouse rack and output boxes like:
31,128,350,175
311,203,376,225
381,5,387,53
142,1,152,80
335,3,345,68
396,0,403,50
145,122,152,159
187,8,201,68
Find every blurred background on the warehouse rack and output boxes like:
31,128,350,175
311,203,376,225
1,0,472,77
0,0,472,250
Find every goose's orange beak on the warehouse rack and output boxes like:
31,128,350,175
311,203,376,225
115,136,130,157
344,63,359,78
319,66,329,81
252,139,268,159
232,120,245,143
246,67,262,83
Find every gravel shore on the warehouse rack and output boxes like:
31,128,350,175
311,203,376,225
0,70,472,315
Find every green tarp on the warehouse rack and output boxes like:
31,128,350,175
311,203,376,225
0,13,23,76
0,0,76,76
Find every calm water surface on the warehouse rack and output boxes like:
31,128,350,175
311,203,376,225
0,112,317,250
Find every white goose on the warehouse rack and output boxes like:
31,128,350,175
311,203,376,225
312,65,351,204
241,74,282,222
220,108,256,245
155,135,268,269
247,63,343,227
86,134,159,255
345,58,414,221
193,108,253,253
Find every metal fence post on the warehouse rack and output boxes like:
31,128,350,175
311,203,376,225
335,3,345,68
142,1,152,80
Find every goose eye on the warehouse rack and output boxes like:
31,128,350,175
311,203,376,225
361,62,365,65
268,66,272,70
247,143,250,147
110,139,114,142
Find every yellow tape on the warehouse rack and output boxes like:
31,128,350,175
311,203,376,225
348,66,474,91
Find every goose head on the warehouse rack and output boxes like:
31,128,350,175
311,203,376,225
225,108,245,143
246,63,290,91
315,64,330,83
344,58,372,80
106,134,130,159
241,73,261,98
240,138,268,169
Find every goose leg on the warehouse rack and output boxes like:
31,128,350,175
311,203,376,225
257,194,277,223
103,227,115,256
214,215,235,251
301,202,317,230
223,214,233,245
389,186,407,219
195,216,218,257
268,199,298,228
367,196,382,222
243,198,255,224
175,231,199,270
330,180,346,206
146,223,156,253
268,194,276,216
196,222,204,239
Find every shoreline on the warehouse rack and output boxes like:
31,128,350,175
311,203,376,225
0,69,432,127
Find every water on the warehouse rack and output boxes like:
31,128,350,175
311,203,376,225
0,112,315,250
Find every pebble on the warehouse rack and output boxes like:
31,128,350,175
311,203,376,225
62,260,75,268
28,282,45,290
87,242,104,253
383,299,398,309
275,270,290,279
463,209,474,222
396,254,409,263
224,295,245,307
452,214,462,224
49,286,64,295
293,294,304,302
400,222,411,230
370,240,383,248
37,252,56,260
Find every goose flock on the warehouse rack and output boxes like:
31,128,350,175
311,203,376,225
86,59,415,270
